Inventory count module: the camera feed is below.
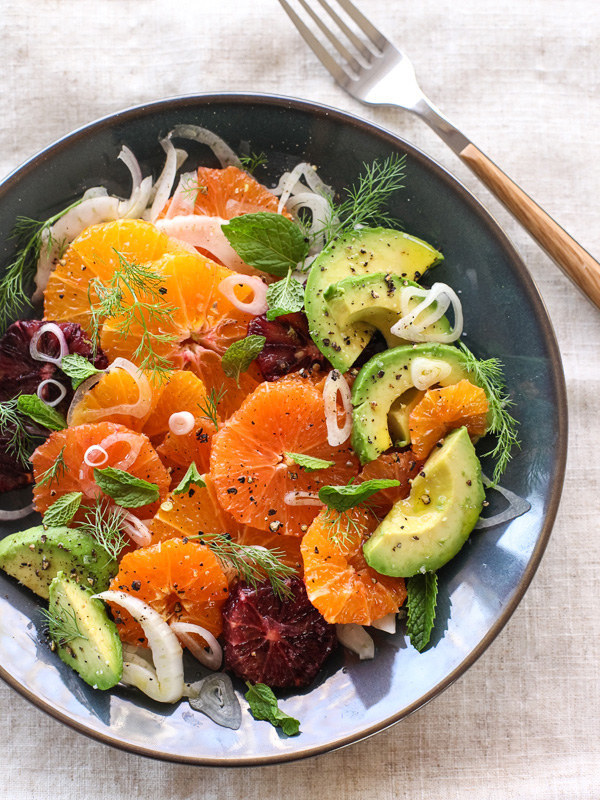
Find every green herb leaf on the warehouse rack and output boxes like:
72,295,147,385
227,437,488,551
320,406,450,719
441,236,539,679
17,394,67,431
222,212,309,277
320,155,406,245
0,398,39,468
406,572,438,652
40,601,87,646
0,199,82,334
75,499,127,561
457,342,520,485
191,533,296,600
43,492,83,527
265,269,305,320
284,452,334,473
239,151,268,175
197,385,227,432
173,462,206,495
88,250,178,384
93,467,159,508
318,478,400,513
221,335,266,385
244,682,300,736
60,354,104,389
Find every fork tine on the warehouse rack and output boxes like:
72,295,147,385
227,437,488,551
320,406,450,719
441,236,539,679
279,0,353,85
298,0,362,74
335,0,388,51
313,0,378,62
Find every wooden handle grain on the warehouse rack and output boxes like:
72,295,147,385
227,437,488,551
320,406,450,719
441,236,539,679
459,143,600,308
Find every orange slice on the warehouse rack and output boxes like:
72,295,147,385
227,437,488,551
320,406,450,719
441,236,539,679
109,538,228,647
409,379,489,459
301,507,407,625
209,375,359,535
44,218,258,416
31,422,170,518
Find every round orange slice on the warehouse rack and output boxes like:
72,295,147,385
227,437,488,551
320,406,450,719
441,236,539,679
31,421,170,518
209,375,360,536
109,537,228,647
301,507,407,625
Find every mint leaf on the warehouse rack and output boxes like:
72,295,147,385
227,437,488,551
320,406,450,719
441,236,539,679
17,394,67,431
222,212,309,277
173,462,206,495
245,682,300,736
221,335,265,385
43,492,83,527
406,572,438,652
94,467,159,508
318,478,400,513
266,269,305,320
285,452,334,473
60,354,103,389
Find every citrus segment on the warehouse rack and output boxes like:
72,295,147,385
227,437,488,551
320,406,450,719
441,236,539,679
108,538,228,647
409,379,489,459
301,507,407,625
44,219,184,332
210,376,360,535
44,219,256,402
69,368,217,471
150,475,302,571
31,422,170,518
192,166,284,219
358,452,423,513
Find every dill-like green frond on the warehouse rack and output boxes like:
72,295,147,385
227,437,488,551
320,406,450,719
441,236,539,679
458,342,521,484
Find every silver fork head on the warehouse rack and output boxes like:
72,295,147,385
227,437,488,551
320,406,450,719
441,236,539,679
278,0,425,110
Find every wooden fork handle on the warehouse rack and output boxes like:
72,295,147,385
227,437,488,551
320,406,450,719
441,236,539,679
459,142,600,308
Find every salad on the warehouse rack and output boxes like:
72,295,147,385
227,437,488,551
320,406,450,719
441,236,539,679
0,126,520,734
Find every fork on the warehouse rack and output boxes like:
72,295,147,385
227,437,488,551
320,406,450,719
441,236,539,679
279,0,600,309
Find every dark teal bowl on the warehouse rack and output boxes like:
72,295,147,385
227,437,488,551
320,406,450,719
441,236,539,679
0,94,567,765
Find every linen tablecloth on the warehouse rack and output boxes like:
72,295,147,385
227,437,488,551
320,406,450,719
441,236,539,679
1,1,599,797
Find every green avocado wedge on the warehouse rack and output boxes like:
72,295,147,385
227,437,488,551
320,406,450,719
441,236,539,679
305,228,443,372
0,525,117,600
47,571,122,690
323,273,452,371
363,427,485,577
351,343,482,463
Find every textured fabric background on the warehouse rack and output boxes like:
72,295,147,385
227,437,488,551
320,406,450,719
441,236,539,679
1,0,599,797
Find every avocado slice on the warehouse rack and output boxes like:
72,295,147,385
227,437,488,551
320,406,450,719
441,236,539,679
323,273,452,371
363,427,485,577
47,571,122,690
0,525,117,600
387,387,425,448
305,228,443,371
352,343,480,463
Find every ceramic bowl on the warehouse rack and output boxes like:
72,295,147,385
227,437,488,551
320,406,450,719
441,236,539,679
0,94,567,765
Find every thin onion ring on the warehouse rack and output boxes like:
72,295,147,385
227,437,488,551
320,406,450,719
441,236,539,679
84,445,109,468
0,504,35,522
323,370,352,446
37,379,67,407
284,491,323,507
218,274,268,316
168,411,195,436
29,323,68,367
169,621,222,670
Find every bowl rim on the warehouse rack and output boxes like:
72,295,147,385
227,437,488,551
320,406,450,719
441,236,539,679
0,91,568,766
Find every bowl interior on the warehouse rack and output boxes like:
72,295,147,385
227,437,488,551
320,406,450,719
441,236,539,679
0,95,566,765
